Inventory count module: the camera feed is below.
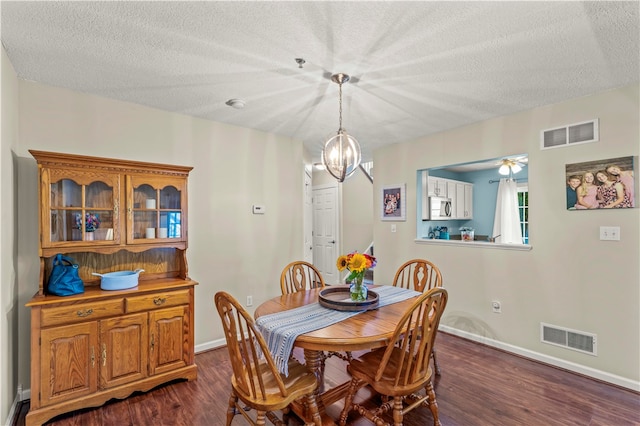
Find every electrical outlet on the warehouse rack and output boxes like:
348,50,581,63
492,301,502,313
246,296,253,307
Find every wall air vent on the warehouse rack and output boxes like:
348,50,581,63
540,119,599,150
541,323,597,356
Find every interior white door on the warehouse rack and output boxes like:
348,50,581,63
303,171,313,263
312,184,339,284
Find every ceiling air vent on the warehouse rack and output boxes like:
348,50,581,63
540,323,597,356
540,119,599,150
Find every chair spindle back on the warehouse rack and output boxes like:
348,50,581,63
375,287,448,385
393,259,442,292
215,291,288,400
280,261,325,295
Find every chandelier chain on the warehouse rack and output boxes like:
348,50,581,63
338,81,343,130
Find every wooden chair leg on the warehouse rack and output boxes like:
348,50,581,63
265,411,285,425
338,378,361,426
432,348,441,376
256,410,267,426
392,396,404,425
425,380,441,426
226,392,237,426
304,392,323,426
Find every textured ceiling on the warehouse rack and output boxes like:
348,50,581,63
1,1,638,163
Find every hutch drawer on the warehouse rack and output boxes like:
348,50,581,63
125,289,190,313
40,299,124,327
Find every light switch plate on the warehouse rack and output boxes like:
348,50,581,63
252,205,265,214
599,226,620,241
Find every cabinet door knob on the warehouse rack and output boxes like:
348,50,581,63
91,346,95,368
150,334,155,352
102,343,107,367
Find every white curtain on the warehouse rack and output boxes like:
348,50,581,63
492,178,523,244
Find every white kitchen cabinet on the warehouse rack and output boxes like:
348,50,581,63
452,182,473,219
423,172,473,220
452,182,474,219
459,183,473,219
454,182,466,218
428,177,449,197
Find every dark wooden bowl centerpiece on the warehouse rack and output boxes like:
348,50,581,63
319,286,379,311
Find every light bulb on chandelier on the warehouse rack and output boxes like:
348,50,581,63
499,159,523,176
322,73,361,182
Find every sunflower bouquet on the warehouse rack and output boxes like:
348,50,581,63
336,251,377,301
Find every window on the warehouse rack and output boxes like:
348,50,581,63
517,183,529,244
168,212,181,238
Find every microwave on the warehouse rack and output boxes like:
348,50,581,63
428,196,452,220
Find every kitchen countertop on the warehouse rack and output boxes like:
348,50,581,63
415,237,532,251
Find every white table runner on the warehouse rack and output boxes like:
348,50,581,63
255,285,421,376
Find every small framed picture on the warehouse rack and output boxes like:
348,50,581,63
381,184,406,221
565,156,636,210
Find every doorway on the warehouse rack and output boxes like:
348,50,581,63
303,170,313,264
312,184,339,284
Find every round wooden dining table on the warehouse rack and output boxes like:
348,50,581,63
254,285,419,425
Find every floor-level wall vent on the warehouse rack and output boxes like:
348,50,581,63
540,323,597,356
540,119,599,150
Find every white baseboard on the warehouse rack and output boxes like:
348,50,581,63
6,386,30,425
195,337,227,353
5,393,19,426
439,325,640,392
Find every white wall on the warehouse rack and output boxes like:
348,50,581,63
13,79,307,399
341,169,374,256
373,84,640,389
1,45,20,425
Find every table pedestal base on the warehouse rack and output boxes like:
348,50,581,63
287,349,353,425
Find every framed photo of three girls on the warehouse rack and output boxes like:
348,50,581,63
565,156,636,210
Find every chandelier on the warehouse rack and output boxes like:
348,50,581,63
322,73,361,182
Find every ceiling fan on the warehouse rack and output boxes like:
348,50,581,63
498,156,528,175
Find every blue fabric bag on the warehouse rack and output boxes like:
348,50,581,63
47,254,84,296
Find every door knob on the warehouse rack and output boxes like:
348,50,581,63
330,240,336,244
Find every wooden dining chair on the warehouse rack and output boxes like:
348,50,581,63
280,261,325,295
338,287,448,426
214,291,322,426
392,258,442,292
280,261,351,368
392,259,443,375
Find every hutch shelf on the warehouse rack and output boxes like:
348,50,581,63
25,151,198,426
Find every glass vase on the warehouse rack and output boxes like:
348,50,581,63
350,275,368,302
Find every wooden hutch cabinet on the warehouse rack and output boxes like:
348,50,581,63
26,151,197,426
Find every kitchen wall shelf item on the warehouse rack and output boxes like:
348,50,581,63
26,151,197,426
93,269,144,290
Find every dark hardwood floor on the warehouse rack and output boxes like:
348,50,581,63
14,332,640,425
